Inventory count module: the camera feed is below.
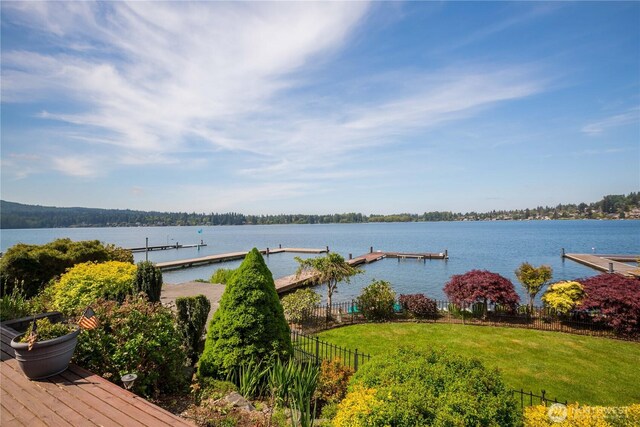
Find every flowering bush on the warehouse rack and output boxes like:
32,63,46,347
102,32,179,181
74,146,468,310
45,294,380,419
73,296,188,397
444,270,520,317
51,261,137,315
398,293,438,318
524,403,640,426
541,281,584,315
578,274,640,336
282,288,321,325
355,280,396,321
332,386,380,427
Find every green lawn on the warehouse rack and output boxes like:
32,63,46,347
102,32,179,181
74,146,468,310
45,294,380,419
317,323,640,406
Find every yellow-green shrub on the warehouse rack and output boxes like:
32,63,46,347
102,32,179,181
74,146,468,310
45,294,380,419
541,281,584,314
524,403,640,426
332,386,380,427
52,261,137,314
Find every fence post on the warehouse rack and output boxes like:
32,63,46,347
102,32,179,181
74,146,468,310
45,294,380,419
541,390,546,405
315,337,320,365
354,349,359,371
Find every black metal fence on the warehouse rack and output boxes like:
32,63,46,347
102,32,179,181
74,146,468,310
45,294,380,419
511,388,567,409
294,300,634,341
291,329,370,371
290,330,567,409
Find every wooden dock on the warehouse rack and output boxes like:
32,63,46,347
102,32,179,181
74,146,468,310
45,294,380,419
127,243,207,253
1,325,193,426
274,249,448,294
156,247,328,271
563,253,640,278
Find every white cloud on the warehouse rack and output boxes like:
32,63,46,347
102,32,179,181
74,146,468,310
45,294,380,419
51,155,101,177
581,108,640,135
2,2,549,194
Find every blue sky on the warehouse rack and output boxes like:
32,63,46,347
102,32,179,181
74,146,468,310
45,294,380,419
1,2,638,215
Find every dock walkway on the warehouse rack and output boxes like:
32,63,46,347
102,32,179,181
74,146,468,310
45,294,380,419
156,247,328,271
1,324,192,426
274,250,448,294
563,253,639,278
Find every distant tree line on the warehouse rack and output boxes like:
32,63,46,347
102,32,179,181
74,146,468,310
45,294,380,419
1,192,638,229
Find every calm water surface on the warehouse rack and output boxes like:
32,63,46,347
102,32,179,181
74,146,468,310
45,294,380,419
2,221,638,303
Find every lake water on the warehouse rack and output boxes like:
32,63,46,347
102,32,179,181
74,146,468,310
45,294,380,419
1,220,638,303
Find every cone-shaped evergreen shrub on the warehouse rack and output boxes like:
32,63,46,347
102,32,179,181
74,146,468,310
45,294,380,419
134,261,163,302
198,248,292,378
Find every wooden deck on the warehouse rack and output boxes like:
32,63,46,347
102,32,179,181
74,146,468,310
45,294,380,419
563,253,640,278
156,247,328,271
1,325,193,426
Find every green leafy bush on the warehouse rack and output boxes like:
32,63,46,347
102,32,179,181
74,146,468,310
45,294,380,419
51,261,137,315
0,239,133,298
19,317,75,342
176,294,211,365
0,285,31,321
134,261,163,302
73,296,188,397
210,268,235,284
198,248,292,379
333,347,521,427
282,288,321,325
355,280,396,321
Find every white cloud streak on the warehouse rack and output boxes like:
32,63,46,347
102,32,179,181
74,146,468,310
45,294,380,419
581,108,640,135
2,2,547,191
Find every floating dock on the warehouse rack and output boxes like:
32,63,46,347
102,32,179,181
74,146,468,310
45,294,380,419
128,243,207,253
275,249,448,294
562,252,640,278
156,247,328,271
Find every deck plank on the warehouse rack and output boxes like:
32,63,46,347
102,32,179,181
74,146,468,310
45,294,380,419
0,324,193,427
1,363,75,427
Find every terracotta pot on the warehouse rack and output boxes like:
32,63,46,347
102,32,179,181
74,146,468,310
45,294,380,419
10,327,80,379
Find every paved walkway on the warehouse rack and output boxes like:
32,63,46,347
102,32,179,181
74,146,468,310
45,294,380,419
161,282,225,325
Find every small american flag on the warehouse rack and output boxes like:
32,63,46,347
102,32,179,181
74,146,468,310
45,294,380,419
27,318,38,351
78,307,99,330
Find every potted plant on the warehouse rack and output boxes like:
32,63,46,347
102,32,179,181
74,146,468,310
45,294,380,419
10,317,80,379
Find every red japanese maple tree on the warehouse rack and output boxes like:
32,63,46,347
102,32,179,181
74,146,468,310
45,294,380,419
578,274,640,336
444,270,520,317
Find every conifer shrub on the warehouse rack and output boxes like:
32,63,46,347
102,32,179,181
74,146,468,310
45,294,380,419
333,347,521,427
356,280,396,321
134,261,163,302
51,261,137,315
198,248,292,379
399,293,438,319
74,296,188,397
0,239,133,298
176,294,211,366
578,274,640,336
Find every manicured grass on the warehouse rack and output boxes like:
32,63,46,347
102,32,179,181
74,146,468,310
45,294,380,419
317,323,640,406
